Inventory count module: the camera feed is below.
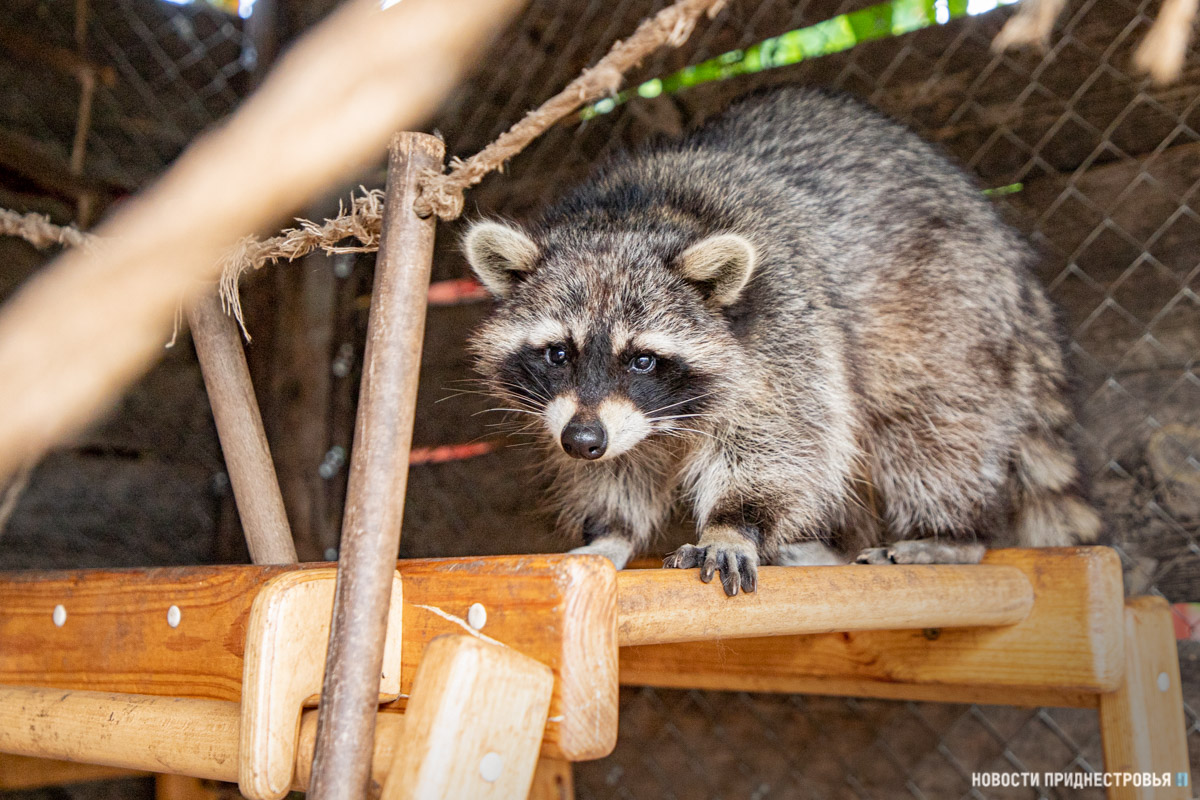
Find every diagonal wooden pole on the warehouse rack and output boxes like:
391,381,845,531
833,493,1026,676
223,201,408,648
306,132,444,800
188,294,297,565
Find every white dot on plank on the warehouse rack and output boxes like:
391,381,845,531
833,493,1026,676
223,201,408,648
479,752,503,782
167,605,182,628
468,603,487,630
1157,671,1170,692
52,605,66,627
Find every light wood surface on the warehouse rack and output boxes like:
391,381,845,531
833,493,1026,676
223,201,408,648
0,0,524,479
0,688,401,790
618,563,1033,646
310,132,444,800
0,687,241,781
620,548,1126,697
0,554,619,762
238,568,402,800
529,758,575,800
188,292,295,565
381,635,553,800
1100,596,1190,800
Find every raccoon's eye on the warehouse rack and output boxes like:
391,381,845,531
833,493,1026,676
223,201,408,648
629,354,657,374
545,344,569,366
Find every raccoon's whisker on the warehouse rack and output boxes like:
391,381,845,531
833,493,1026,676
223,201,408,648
472,407,543,418
644,392,718,417
648,413,708,422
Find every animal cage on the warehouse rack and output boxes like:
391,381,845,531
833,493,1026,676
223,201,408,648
0,0,1195,798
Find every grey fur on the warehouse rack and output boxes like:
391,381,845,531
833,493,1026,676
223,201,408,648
465,87,1101,595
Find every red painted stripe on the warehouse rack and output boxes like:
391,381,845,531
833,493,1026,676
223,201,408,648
427,278,490,306
408,441,497,465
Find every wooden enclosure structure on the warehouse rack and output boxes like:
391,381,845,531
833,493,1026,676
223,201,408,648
0,1,1193,799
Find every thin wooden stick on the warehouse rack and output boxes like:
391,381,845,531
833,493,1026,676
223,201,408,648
307,132,444,800
0,0,522,481
188,293,296,565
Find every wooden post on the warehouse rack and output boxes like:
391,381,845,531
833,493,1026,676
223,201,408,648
188,293,296,565
1099,597,1190,800
307,132,444,800
381,635,554,800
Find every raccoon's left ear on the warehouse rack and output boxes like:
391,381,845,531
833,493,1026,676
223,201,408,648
677,233,757,307
463,221,540,298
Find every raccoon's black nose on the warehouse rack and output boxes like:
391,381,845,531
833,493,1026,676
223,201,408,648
561,420,608,460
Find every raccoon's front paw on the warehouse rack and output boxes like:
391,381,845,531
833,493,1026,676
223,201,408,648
855,540,986,565
663,527,758,596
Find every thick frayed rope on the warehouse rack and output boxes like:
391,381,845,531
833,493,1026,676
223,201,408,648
216,187,386,338
413,0,729,221
0,209,97,252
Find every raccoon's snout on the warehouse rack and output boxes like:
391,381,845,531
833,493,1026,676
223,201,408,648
561,419,608,460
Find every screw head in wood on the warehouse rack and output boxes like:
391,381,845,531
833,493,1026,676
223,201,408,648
479,752,503,782
468,602,487,630
167,605,182,628
52,605,66,627
1157,671,1170,692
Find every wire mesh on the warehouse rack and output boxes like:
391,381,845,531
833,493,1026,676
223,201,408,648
0,0,1195,796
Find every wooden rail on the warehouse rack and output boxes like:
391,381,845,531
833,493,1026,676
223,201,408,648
617,563,1034,646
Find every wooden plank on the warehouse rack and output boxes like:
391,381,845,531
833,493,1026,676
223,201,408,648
309,131,444,800
381,635,553,800
618,563,1033,646
620,548,1125,697
0,553,619,761
1100,597,1191,800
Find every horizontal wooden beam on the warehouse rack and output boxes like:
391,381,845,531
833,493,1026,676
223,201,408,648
0,686,402,790
0,554,618,761
620,548,1125,702
617,563,1033,646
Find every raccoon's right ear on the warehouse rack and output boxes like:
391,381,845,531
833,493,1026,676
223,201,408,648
677,233,756,307
463,221,540,298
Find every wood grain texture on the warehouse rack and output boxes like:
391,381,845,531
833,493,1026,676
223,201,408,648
239,569,402,800
381,635,553,800
310,131,444,800
188,292,295,565
618,563,1033,645
1100,597,1191,800
0,687,240,781
620,548,1125,698
0,554,619,762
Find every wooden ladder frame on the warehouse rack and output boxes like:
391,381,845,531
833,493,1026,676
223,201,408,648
0,131,1189,800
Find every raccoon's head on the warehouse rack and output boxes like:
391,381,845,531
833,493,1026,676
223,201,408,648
463,219,756,462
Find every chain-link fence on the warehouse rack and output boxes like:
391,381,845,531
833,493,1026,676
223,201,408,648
0,0,1196,797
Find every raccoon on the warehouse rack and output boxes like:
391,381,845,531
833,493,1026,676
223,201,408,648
463,86,1100,596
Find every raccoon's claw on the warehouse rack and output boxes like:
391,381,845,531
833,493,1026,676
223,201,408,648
855,540,987,565
854,547,896,565
663,541,758,596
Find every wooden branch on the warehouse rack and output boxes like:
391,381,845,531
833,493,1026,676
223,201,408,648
529,758,574,800
380,635,553,800
0,554,619,762
1099,597,1190,799
188,293,296,565
619,548,1126,700
308,132,444,800
617,563,1033,646
0,25,116,86
0,0,524,480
